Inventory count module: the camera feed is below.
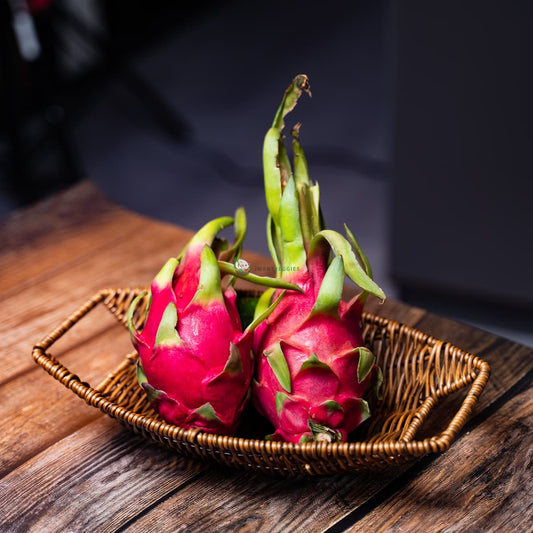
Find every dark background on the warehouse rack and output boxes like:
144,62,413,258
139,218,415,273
1,0,531,346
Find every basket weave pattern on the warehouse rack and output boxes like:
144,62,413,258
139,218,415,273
33,288,490,476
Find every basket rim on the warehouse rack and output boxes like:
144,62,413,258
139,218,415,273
32,287,491,469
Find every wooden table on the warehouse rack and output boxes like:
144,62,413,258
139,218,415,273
1,182,531,532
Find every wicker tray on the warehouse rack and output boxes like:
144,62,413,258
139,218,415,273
33,288,490,476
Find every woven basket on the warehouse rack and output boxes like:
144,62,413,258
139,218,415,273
33,288,490,476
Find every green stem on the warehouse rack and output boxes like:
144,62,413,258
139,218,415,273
244,290,287,334
278,138,292,187
291,124,316,251
218,261,303,292
266,214,281,271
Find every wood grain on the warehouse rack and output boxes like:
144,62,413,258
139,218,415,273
346,379,533,533
115,463,402,533
0,418,208,533
0,315,130,476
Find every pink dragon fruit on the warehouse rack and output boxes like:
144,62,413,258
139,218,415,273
252,75,386,443
128,210,298,435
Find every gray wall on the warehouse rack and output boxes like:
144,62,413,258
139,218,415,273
390,1,533,307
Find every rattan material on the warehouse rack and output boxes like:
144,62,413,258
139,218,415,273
32,288,490,476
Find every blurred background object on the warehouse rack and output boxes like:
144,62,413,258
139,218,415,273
0,0,211,206
389,0,533,345
0,0,531,346
1,0,82,205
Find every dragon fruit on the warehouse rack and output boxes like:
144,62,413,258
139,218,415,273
127,210,298,435
252,75,386,443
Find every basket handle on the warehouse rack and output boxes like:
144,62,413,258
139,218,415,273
32,288,143,409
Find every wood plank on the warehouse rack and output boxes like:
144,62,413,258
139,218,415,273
2,377,530,533
0,180,268,296
0,314,132,477
0,410,409,533
0,182,142,296
116,463,402,533
2,181,532,532
0,182,188,381
345,376,533,532
1,225,184,380
0,417,208,533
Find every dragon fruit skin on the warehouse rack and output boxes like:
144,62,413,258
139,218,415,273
253,260,380,443
252,75,385,443
128,214,299,435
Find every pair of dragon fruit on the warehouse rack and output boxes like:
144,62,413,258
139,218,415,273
128,75,385,443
